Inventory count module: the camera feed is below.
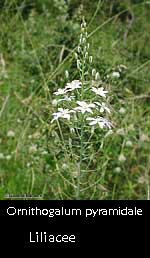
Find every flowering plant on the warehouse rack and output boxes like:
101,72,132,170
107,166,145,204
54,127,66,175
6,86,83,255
50,17,114,199
51,18,112,129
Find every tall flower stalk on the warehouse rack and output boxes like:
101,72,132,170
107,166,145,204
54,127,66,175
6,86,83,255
51,17,113,199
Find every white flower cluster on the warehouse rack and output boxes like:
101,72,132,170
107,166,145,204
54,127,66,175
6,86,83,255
51,79,112,129
51,17,113,130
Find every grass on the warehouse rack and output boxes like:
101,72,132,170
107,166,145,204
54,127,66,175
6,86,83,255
0,0,149,200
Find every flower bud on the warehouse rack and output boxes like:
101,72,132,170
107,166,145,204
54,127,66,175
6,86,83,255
77,59,81,70
81,23,84,29
78,46,81,53
112,71,120,78
65,70,69,79
95,72,100,80
89,56,93,63
70,128,75,134
85,52,88,59
92,69,96,77
84,46,87,52
79,34,83,44
75,52,78,59
82,38,86,44
118,154,126,162
126,140,132,147
83,21,86,27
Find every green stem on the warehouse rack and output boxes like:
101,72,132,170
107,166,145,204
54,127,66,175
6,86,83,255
76,50,85,200
76,115,84,200
57,120,68,161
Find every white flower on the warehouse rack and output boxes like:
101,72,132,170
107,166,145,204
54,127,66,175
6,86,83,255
138,176,145,184
128,124,135,131
52,99,58,106
86,117,112,129
74,101,95,114
115,167,121,173
94,102,110,113
91,87,108,98
116,128,125,135
118,154,126,162
57,95,75,103
140,133,149,142
6,155,11,160
72,171,78,178
27,162,31,167
112,71,120,78
7,130,15,137
17,119,21,123
0,153,4,159
32,132,41,139
51,108,75,123
119,107,126,114
53,88,67,95
41,151,48,155
65,80,81,92
62,163,69,170
126,140,132,147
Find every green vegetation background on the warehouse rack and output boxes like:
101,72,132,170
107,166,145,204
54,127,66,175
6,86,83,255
0,0,149,200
